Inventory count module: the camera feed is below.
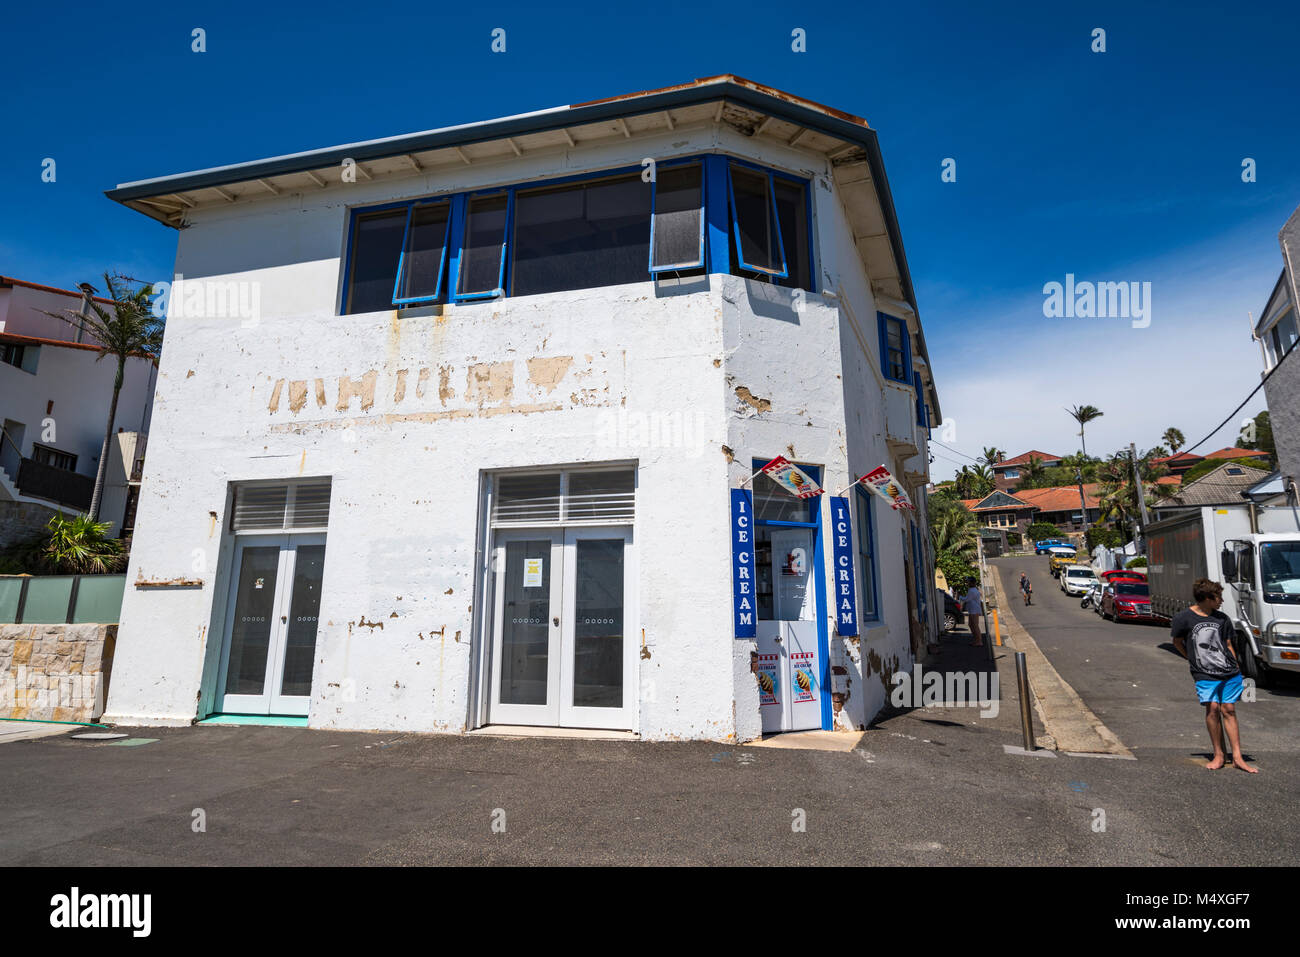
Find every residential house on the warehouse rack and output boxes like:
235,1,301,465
101,76,942,741
960,483,1102,542
1150,446,1271,478
990,450,1062,492
0,276,156,544
1151,461,1273,521
1252,203,1300,501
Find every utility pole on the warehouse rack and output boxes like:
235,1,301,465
1075,468,1089,535
1130,442,1151,554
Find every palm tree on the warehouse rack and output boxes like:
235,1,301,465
1162,427,1185,454
1067,405,1104,458
980,446,1005,467
1022,454,1047,486
12,513,127,574
45,274,164,520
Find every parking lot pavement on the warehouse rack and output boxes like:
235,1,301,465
991,556,1300,757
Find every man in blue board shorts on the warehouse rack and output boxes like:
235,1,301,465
1169,578,1258,773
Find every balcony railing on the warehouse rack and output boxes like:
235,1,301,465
15,458,93,510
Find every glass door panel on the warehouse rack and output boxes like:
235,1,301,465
571,538,624,709
223,543,284,702
270,539,326,715
561,527,634,729
490,533,562,725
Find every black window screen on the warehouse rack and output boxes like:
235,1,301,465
396,201,450,302
511,174,651,297
345,209,406,314
458,194,509,297
650,164,703,270
773,178,811,291
730,165,785,275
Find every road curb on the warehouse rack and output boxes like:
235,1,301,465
991,566,1134,757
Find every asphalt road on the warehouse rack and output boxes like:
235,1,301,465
2,560,1298,866
993,556,1300,756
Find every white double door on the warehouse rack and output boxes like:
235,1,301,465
489,527,635,730
217,534,327,716
755,526,823,734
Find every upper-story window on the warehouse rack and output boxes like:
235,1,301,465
1264,306,1298,369
877,313,910,383
726,162,811,291
340,155,813,315
32,444,77,472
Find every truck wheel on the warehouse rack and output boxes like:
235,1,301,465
1236,633,1265,687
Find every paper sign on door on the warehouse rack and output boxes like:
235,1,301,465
523,558,544,588
790,652,817,704
755,653,780,707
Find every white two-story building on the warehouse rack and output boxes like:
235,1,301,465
102,76,941,741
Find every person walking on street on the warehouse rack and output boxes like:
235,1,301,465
1019,572,1033,606
1170,578,1258,773
963,576,984,647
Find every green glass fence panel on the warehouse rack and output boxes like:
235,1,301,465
71,575,127,624
21,576,75,624
0,577,24,623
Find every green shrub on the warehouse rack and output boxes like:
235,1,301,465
1126,556,1147,569
1086,524,1124,551
1027,522,1062,543
3,514,126,575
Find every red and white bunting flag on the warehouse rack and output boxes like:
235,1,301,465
859,465,915,510
759,456,824,499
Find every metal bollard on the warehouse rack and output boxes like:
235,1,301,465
1015,651,1034,751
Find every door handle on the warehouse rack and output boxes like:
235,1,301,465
281,615,288,623
553,617,560,627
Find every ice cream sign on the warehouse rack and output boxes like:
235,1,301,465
858,465,915,511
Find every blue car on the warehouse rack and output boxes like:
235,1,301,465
1035,539,1072,555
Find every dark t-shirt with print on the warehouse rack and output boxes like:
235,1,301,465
1170,608,1240,681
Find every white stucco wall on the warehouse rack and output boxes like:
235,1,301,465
104,120,935,740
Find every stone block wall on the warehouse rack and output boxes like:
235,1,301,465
0,623,116,722
0,501,60,550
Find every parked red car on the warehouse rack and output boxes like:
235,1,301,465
1101,569,1147,583
1101,581,1156,622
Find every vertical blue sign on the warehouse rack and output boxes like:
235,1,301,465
731,489,756,638
829,496,858,636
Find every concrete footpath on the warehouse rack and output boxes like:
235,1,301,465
986,565,1133,757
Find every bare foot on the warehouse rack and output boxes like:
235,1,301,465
1205,755,1225,770
1231,755,1259,774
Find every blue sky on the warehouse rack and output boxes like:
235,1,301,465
3,0,1298,477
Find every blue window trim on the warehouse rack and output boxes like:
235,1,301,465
877,312,911,384
703,155,731,276
391,198,451,306
911,524,928,627
913,371,928,428
853,486,881,622
340,152,814,314
648,161,706,273
452,189,513,302
727,163,788,278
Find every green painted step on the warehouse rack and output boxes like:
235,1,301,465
197,714,310,728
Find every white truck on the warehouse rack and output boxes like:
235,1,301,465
1146,505,1300,687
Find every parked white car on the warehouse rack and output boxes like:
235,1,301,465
1060,565,1100,596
